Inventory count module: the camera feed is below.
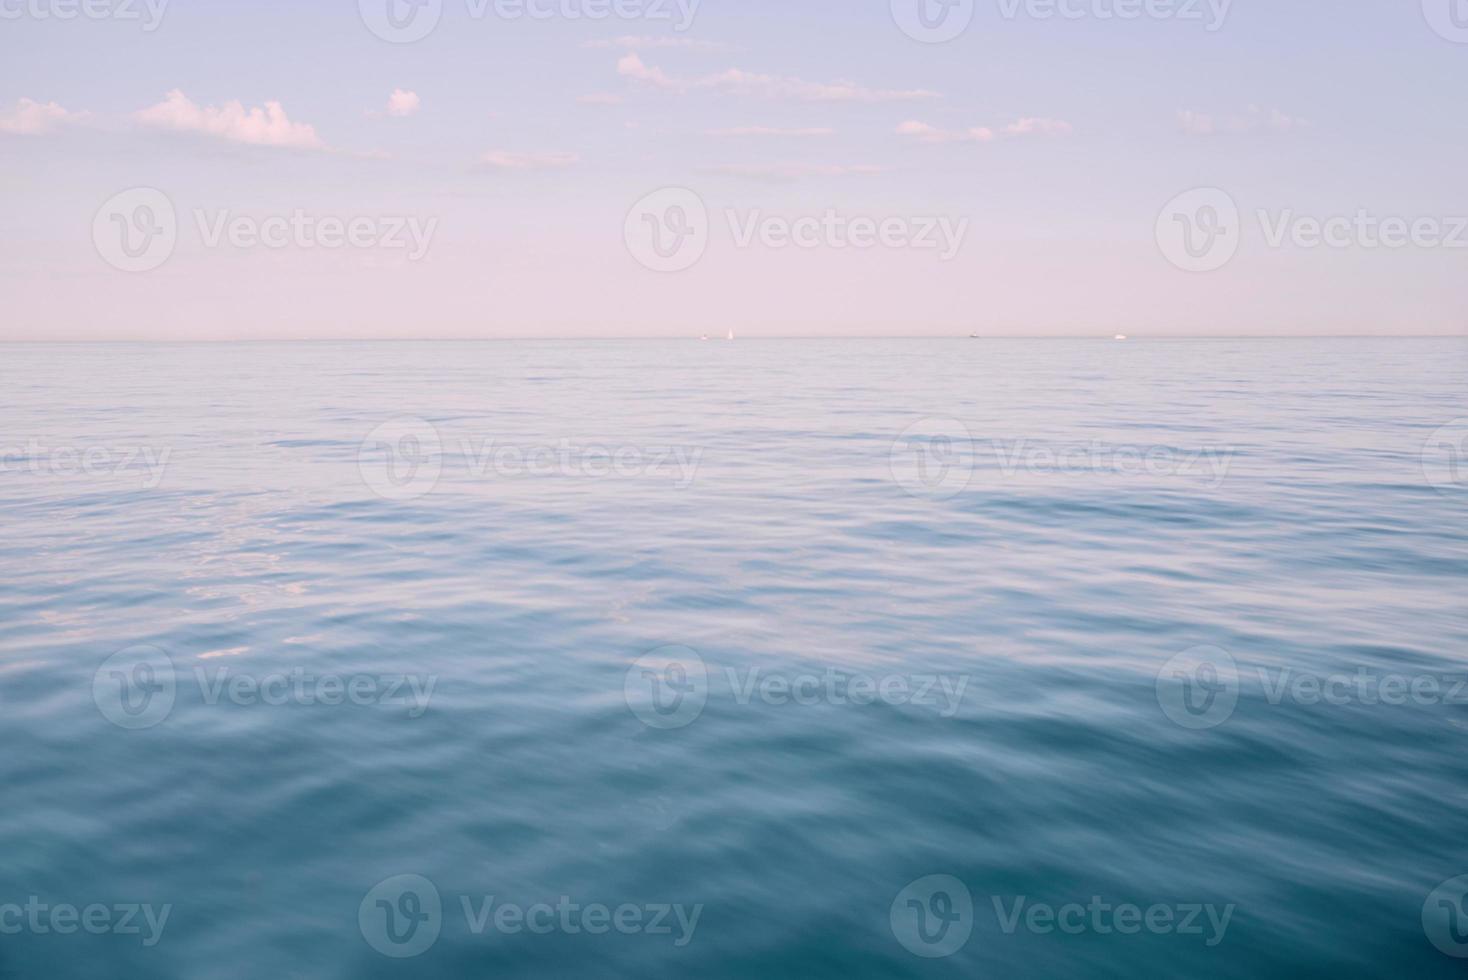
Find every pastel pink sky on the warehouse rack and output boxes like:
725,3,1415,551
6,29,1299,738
1,1,1464,339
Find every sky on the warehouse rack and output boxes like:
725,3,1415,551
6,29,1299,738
1,0,1465,339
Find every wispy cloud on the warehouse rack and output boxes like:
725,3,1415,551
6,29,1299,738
897,117,1071,143
577,93,624,106
617,53,940,103
706,126,835,137
1178,106,1303,136
385,89,421,118
478,150,581,171
706,162,886,181
1003,117,1072,137
896,120,993,144
0,98,89,135
582,35,725,50
135,90,326,150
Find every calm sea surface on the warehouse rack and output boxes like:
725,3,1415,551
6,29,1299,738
1,338,1465,978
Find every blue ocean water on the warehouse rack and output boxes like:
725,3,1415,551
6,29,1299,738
0,337,1465,978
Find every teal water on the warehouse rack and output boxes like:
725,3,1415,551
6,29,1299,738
1,338,1465,977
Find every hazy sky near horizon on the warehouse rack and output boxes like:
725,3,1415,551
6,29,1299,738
2,0,1465,339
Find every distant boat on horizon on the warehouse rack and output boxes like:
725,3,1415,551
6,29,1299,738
727,329,735,341
1114,334,1129,341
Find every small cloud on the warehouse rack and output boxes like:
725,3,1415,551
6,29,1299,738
896,120,994,144
1003,117,1072,137
386,89,421,117
706,162,886,181
706,126,835,137
582,35,725,50
577,93,624,106
478,150,580,170
1178,106,1303,135
0,98,89,135
898,117,1068,143
136,89,326,150
617,53,940,103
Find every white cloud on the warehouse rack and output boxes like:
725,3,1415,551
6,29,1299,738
1178,106,1302,135
0,98,89,135
479,150,580,170
897,117,1070,143
386,89,421,117
577,93,624,106
706,162,886,180
136,90,326,150
706,126,835,137
583,35,724,50
896,120,994,144
1003,117,1072,137
617,53,940,103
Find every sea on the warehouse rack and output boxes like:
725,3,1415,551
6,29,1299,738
0,337,1465,978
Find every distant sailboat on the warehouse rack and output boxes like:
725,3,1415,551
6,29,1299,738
1114,334,1128,341
699,334,709,341
726,329,735,341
